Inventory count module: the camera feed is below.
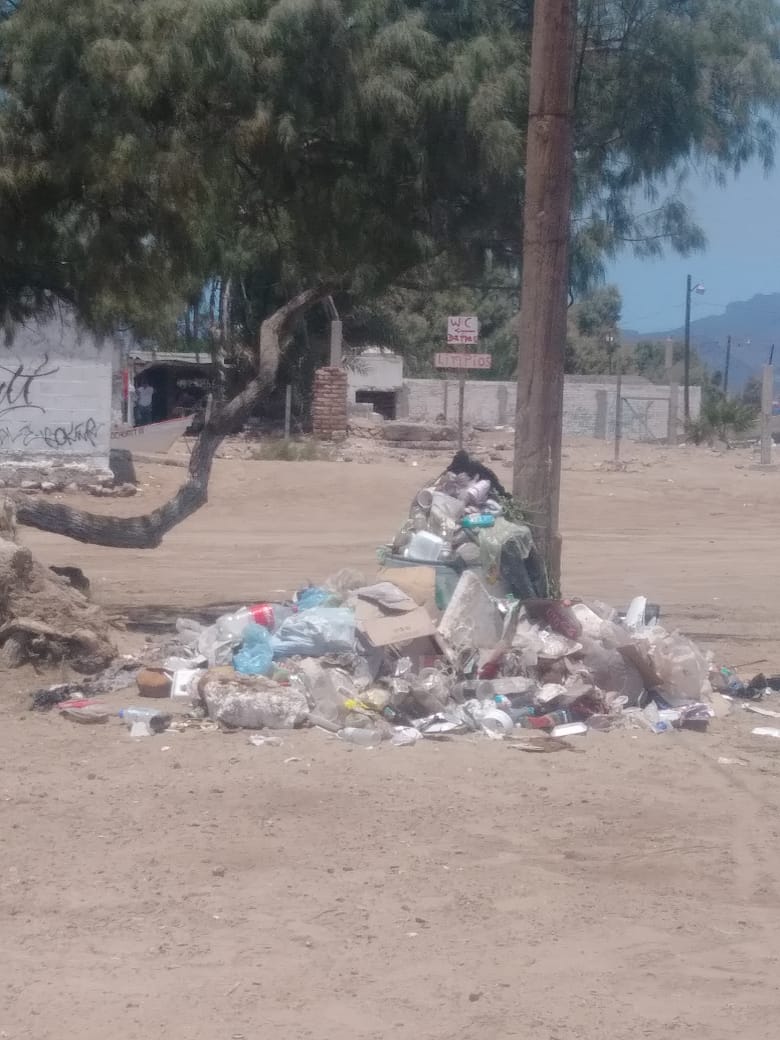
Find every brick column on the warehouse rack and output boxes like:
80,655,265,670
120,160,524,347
312,367,348,440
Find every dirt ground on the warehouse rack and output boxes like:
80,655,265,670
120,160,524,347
3,436,780,1040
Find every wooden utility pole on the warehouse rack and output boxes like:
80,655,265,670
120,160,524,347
683,273,692,419
760,361,774,466
513,0,576,584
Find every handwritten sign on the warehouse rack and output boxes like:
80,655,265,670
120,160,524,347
434,352,492,370
447,316,479,346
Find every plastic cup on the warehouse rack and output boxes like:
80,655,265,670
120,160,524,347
479,709,514,735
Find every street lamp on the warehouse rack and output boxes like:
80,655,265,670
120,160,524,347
684,274,705,418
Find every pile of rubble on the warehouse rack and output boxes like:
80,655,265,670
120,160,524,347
34,453,733,746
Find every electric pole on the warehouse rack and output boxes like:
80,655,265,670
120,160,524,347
683,274,692,419
723,335,732,396
513,0,576,587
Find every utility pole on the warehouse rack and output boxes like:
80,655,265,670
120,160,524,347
683,275,704,418
513,0,576,587
723,335,732,396
683,274,692,419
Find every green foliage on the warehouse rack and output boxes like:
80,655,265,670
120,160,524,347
0,0,778,351
742,375,763,406
685,390,759,445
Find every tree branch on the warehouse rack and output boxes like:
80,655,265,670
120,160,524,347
12,288,328,549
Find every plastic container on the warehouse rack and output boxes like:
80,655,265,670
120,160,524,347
118,707,165,722
479,708,514,735
215,608,254,641
405,530,446,562
247,603,298,630
461,479,491,507
118,708,171,734
551,721,588,738
461,514,496,530
478,677,536,702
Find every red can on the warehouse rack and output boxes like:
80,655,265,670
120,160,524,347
250,603,275,628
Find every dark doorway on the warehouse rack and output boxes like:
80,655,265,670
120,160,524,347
356,390,397,419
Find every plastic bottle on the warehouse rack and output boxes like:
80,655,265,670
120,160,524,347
118,707,164,722
118,707,171,734
215,607,254,640
461,514,496,529
338,727,384,746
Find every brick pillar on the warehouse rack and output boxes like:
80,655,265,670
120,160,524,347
312,367,348,440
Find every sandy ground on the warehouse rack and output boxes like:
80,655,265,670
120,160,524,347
3,437,780,1039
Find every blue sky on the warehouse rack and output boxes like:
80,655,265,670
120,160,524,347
604,158,780,334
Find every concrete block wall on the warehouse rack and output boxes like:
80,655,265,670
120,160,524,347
0,308,113,485
312,367,348,440
400,377,701,441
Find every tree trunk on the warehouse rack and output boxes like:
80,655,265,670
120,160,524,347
12,288,327,549
212,276,231,401
513,0,576,585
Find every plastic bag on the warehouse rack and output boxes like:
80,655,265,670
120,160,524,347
271,607,356,658
233,623,273,676
200,673,309,729
645,626,712,704
296,586,331,611
296,660,357,723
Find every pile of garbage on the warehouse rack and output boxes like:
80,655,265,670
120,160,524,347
156,577,720,745
39,453,733,747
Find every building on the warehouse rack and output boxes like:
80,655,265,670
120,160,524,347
346,348,404,419
0,306,116,486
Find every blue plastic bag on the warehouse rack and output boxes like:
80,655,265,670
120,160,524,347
233,622,273,676
271,607,356,658
296,586,331,611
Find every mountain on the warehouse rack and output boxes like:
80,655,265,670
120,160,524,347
622,292,780,389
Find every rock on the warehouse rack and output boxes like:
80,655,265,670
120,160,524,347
50,566,91,595
116,483,138,497
108,448,137,486
20,481,40,491
381,421,457,443
40,482,59,493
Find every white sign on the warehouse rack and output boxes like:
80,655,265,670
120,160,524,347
434,352,492,371
447,315,479,345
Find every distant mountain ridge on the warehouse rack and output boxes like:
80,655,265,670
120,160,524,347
621,292,780,389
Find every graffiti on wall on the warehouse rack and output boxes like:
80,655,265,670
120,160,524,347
0,356,60,420
0,354,105,454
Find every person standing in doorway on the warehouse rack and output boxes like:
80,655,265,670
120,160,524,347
136,381,154,425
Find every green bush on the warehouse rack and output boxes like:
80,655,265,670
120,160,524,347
685,392,758,446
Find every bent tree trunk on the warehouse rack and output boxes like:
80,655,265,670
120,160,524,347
13,288,326,549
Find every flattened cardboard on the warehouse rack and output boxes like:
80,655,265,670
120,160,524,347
356,599,437,647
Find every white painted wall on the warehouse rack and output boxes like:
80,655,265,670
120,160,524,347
0,307,113,482
400,376,701,441
347,351,404,401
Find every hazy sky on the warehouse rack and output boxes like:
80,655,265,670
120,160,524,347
604,158,780,334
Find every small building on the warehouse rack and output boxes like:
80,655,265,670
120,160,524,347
0,306,115,486
126,350,217,424
347,348,404,419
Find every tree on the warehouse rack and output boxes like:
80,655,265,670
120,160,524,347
1,0,779,547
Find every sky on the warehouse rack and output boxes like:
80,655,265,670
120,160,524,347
604,158,780,334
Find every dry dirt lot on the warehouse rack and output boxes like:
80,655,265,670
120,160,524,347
3,438,780,1040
